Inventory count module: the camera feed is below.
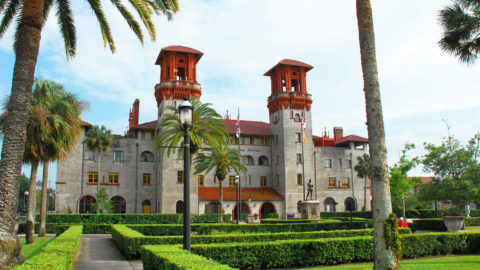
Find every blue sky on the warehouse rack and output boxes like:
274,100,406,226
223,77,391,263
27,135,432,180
1,0,480,187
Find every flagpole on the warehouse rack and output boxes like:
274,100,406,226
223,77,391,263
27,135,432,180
237,108,242,222
301,113,306,201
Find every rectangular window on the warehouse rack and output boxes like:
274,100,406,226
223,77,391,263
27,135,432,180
143,174,151,185
254,136,260,145
229,135,239,145
108,173,119,184
85,151,95,160
328,177,336,188
339,159,343,168
88,172,98,184
198,175,204,186
297,154,302,163
177,171,184,184
296,133,301,143
143,130,155,140
342,177,350,188
229,175,235,186
325,159,332,168
345,159,352,169
297,174,303,186
114,151,124,162
260,176,267,187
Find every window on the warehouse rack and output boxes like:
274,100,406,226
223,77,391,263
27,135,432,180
88,172,98,184
294,113,301,122
141,151,154,162
345,159,352,169
296,133,301,143
143,174,151,185
258,156,269,166
240,135,252,145
254,136,260,145
228,135,239,145
243,155,254,165
177,67,185,80
260,176,267,187
325,159,332,168
291,79,298,92
296,154,302,163
198,175,204,186
342,177,350,188
85,151,95,160
229,175,235,186
328,177,336,188
177,171,184,184
297,174,303,185
108,173,119,184
143,130,154,140
114,151,124,162
260,136,269,146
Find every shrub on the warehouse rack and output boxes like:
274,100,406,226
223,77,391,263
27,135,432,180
410,217,480,232
15,225,83,269
141,245,234,270
321,211,372,219
17,223,112,234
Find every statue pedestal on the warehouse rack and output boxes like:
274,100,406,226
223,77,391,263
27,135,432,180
299,200,320,219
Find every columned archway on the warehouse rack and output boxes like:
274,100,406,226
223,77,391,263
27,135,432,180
345,197,356,212
233,202,250,220
176,200,184,214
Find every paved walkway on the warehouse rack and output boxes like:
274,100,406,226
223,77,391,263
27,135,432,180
75,234,142,270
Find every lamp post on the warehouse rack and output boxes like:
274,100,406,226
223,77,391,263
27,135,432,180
24,191,29,213
235,175,240,224
179,97,193,251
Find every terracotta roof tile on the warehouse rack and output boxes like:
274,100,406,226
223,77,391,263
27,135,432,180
81,121,92,126
199,187,283,201
264,59,313,76
410,177,433,186
155,45,203,64
136,120,157,130
335,135,368,145
223,119,271,136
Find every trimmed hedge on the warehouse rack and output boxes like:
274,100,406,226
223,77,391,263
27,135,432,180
191,232,480,269
17,223,112,234
129,220,373,236
260,218,341,224
410,217,480,232
321,211,372,219
141,245,234,270
406,209,480,218
14,225,83,269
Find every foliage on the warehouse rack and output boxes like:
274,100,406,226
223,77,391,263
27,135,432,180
389,143,421,216
141,245,234,270
14,225,83,270
354,153,370,179
84,125,113,158
321,211,373,219
16,174,29,213
438,0,480,64
18,223,113,235
418,133,480,208
410,217,480,232
91,187,113,214
384,213,402,259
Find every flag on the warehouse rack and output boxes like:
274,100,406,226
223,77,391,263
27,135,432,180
236,127,241,138
301,117,306,131
302,131,307,143
236,109,241,138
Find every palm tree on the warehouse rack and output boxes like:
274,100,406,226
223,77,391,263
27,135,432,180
439,0,480,64
356,1,398,269
354,153,370,211
84,125,113,194
194,143,246,222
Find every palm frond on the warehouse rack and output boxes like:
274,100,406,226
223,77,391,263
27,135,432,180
86,0,116,52
148,0,178,20
0,0,9,13
128,0,156,41
42,0,55,27
109,0,144,44
55,0,76,58
0,0,20,38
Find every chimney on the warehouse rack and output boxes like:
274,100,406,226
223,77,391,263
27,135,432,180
129,99,140,129
333,127,343,142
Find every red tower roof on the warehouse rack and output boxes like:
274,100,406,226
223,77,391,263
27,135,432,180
223,119,271,136
155,45,203,65
264,59,313,76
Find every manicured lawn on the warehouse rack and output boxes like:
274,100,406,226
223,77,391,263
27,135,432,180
308,255,480,269
20,237,54,260
466,226,480,230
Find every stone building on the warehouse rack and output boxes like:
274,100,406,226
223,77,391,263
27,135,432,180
56,45,370,219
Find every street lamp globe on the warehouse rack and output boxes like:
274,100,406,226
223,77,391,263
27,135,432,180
24,191,29,196
234,175,239,184
179,97,193,126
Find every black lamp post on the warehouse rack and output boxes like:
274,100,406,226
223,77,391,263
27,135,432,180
179,97,193,251
235,175,240,224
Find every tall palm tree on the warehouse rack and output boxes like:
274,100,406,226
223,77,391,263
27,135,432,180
439,0,480,64
356,1,398,269
0,1,178,266
84,125,113,194
194,144,246,222
354,153,370,211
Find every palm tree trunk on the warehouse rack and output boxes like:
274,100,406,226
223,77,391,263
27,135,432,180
39,162,49,237
364,176,368,210
218,180,223,223
0,0,45,267
356,1,398,269
26,161,39,244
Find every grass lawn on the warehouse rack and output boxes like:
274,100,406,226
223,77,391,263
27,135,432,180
466,226,480,230
308,255,480,269
20,237,54,260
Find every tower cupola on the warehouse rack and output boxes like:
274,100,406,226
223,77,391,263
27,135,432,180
264,59,313,114
154,45,203,105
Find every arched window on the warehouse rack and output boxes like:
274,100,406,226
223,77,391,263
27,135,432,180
295,113,301,121
325,197,336,212
176,200,184,214
110,196,126,213
297,200,302,213
242,155,254,165
260,202,276,219
79,195,96,213
142,200,151,214
204,201,219,214
258,156,269,166
345,197,356,212
141,151,154,162
233,202,250,221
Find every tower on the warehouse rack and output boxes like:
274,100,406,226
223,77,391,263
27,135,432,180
265,59,314,218
154,46,203,213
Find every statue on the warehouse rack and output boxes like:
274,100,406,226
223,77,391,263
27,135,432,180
306,179,314,200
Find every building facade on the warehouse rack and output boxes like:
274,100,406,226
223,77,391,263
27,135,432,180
56,46,370,219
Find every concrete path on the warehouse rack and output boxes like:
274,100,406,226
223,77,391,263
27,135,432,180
75,234,142,270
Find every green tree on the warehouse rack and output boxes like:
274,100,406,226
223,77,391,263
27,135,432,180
16,174,29,213
194,143,246,222
356,1,399,268
354,153,370,211
85,125,113,193
0,1,178,267
439,0,480,64
91,187,113,214
389,144,421,218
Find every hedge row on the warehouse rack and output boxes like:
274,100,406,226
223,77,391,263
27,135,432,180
321,211,372,219
112,224,411,259
141,245,234,270
36,213,232,224
319,209,480,219
129,220,373,236
14,225,83,270
17,223,112,234
191,232,480,269
260,218,340,224
410,217,480,232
